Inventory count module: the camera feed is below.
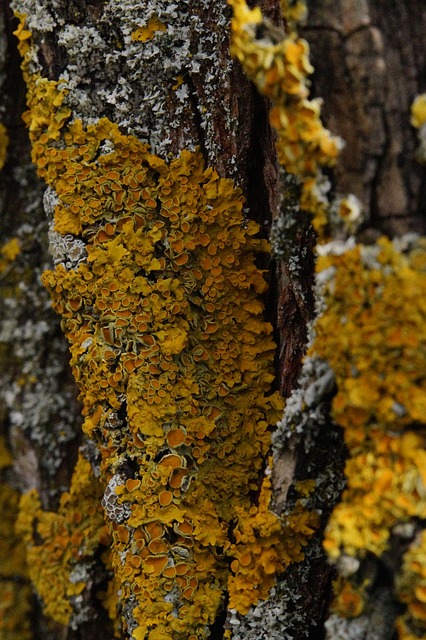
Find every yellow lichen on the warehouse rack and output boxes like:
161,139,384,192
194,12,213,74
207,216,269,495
0,237,21,275
229,0,342,238
323,430,426,560
330,576,368,618
411,94,426,164
314,238,426,625
280,0,307,29
0,436,13,470
396,530,426,639
14,12,294,638
411,94,426,129
0,439,32,640
314,238,426,446
16,453,110,627
131,16,167,43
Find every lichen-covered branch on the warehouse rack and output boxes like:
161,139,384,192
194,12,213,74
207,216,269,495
1,1,425,639
5,2,317,637
229,2,426,640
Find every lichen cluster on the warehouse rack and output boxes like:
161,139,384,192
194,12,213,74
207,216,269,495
0,437,33,640
230,3,426,638
16,452,111,627
411,94,426,163
10,10,309,638
229,0,361,239
0,237,21,275
313,237,426,638
396,530,426,639
11,0,240,175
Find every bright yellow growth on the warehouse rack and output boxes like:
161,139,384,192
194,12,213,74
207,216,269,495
12,12,306,638
411,94,426,129
0,237,21,275
323,430,426,560
131,16,167,43
229,0,341,237
280,0,307,28
315,238,426,629
16,453,110,626
396,530,426,639
0,439,32,640
228,475,319,613
314,238,426,446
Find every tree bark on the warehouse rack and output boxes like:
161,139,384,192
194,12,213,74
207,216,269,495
0,1,424,639
303,0,426,236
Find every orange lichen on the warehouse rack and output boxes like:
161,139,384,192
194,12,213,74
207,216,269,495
15,12,290,637
330,576,368,618
16,453,110,626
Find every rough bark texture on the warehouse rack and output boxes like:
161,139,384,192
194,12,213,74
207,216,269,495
303,0,426,237
0,0,424,639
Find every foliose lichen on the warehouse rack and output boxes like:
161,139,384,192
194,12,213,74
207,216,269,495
411,94,426,163
11,0,241,176
229,0,363,246
230,4,426,640
313,236,426,638
0,437,33,640
8,9,318,638
16,450,111,628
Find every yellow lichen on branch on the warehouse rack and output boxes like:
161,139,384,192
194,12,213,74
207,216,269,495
228,0,345,238
315,238,426,634
11,11,303,638
0,438,32,640
412,94,426,163
131,16,167,43
230,3,426,637
0,237,21,275
396,530,426,639
16,453,110,627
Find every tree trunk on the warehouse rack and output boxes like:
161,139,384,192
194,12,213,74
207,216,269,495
303,0,426,236
0,1,424,639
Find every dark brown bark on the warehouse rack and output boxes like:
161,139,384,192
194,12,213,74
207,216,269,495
303,0,426,236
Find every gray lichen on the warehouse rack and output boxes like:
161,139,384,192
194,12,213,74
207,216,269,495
11,0,241,174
